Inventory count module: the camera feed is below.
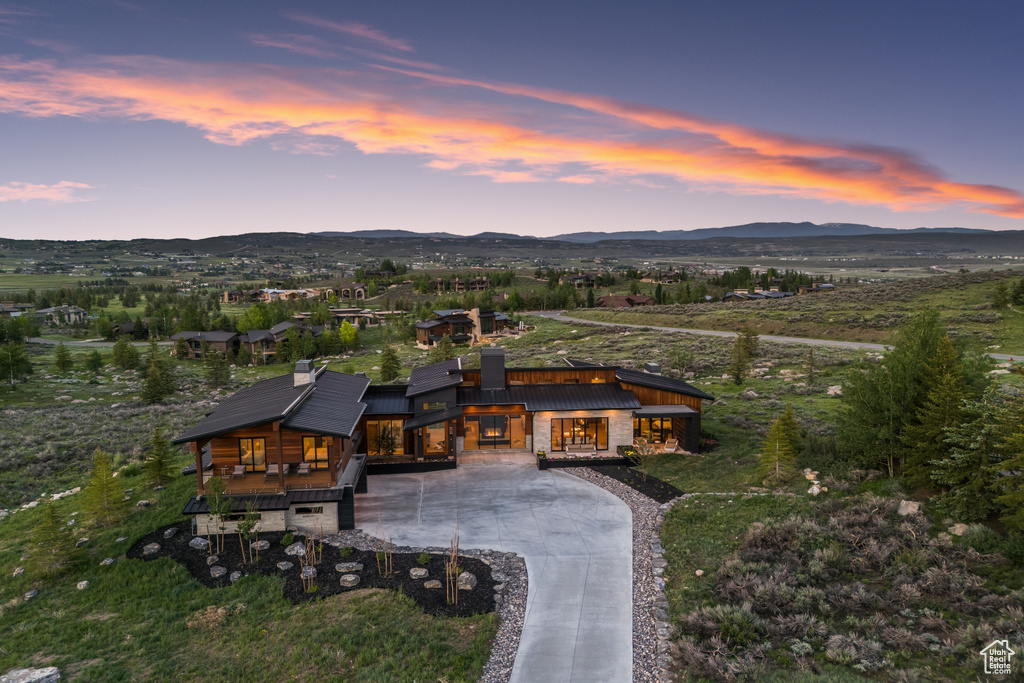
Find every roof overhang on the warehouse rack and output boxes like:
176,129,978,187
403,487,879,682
633,405,699,417
403,407,463,430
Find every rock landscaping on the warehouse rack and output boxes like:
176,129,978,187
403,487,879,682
128,522,500,617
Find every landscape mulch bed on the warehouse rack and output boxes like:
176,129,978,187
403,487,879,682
589,466,683,504
127,522,496,617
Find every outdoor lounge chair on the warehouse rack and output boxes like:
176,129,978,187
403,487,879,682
264,463,279,481
297,462,311,476
663,439,679,453
230,465,246,479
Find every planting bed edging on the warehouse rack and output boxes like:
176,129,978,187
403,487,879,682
324,529,528,683
366,459,457,475
536,454,633,470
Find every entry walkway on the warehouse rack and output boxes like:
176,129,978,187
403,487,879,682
354,463,633,682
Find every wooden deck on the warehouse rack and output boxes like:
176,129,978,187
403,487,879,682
204,468,335,495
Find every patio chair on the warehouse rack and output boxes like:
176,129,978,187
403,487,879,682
264,463,279,481
663,438,679,453
230,465,246,479
297,462,311,476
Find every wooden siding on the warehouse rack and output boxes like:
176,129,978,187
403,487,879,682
460,367,617,386
618,382,704,412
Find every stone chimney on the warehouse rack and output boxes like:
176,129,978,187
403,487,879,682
480,347,506,390
643,362,661,374
293,360,316,387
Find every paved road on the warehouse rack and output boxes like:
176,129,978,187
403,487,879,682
532,311,1021,361
355,460,633,683
26,337,172,347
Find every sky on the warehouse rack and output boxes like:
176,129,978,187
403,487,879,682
1,1,1023,240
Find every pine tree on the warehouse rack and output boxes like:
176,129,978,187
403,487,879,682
727,336,750,385
804,347,818,385
991,393,1024,531
174,336,189,360
379,345,401,382
84,349,104,373
428,335,456,364
758,406,800,486
145,426,177,488
901,336,971,490
930,391,999,522
83,448,127,527
141,361,169,404
0,341,33,387
204,348,229,388
586,288,595,308
738,323,759,358
53,341,73,371
112,336,139,370
236,344,252,367
30,500,77,576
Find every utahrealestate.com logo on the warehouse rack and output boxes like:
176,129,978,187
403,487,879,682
980,639,1015,676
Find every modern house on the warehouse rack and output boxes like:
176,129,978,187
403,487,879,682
239,321,324,361
36,305,87,325
559,273,596,289
175,349,713,533
170,330,240,359
338,284,367,300
594,294,655,308
414,308,509,348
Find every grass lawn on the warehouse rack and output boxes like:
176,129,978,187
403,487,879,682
0,461,497,682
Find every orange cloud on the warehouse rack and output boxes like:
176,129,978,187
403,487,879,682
283,13,413,52
0,180,92,203
0,53,1021,218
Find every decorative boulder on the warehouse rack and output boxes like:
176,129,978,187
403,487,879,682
277,561,294,571
695,570,704,577
206,555,219,566
285,542,306,557
457,571,477,590
424,580,442,589
12,566,23,578
136,500,151,508
410,567,428,579
142,542,161,557
949,523,969,536
335,562,363,573
209,566,227,578
0,667,61,683
100,558,114,566
827,385,843,397
338,574,360,588
163,527,178,539
77,581,89,590
23,589,38,601
229,571,243,584
250,540,270,552
807,485,821,496
898,500,921,516
189,537,210,551
115,537,128,543
301,566,316,580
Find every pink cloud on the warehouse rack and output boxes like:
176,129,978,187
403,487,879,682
249,33,341,60
283,13,414,52
0,180,93,203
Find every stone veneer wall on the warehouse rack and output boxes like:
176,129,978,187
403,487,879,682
532,409,633,453
194,510,286,535
285,502,340,534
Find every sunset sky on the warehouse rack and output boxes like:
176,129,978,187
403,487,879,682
1,1,1022,240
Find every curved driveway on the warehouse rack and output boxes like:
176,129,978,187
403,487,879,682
354,461,633,683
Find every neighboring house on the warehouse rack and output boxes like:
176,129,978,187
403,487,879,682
112,319,151,338
239,321,323,360
594,294,655,308
171,330,240,359
258,288,326,302
559,273,596,289
798,282,836,294
338,283,367,300
36,305,87,325
329,307,379,327
0,303,33,317
175,350,713,532
414,308,509,348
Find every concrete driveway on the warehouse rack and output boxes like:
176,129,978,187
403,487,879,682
355,462,633,683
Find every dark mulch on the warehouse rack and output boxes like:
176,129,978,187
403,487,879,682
589,466,683,504
127,522,495,617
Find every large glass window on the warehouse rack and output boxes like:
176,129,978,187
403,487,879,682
238,437,266,472
550,417,608,451
634,417,673,443
302,436,330,469
424,422,448,456
465,415,526,450
367,419,405,457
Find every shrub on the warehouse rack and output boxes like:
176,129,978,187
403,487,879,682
417,552,431,565
338,545,354,557
281,532,294,547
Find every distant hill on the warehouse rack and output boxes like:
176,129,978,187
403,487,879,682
544,222,990,243
316,229,458,239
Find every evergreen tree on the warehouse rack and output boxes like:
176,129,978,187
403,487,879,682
738,323,759,358
0,341,33,387
141,358,171,403
586,288,595,308
992,394,1024,532
84,349,104,373
379,345,401,382
83,447,127,527
901,336,971,490
758,405,800,486
803,347,818,385
53,341,73,371
145,426,177,488
174,336,189,360
30,500,77,576
428,335,456,364
654,283,663,304
930,390,1000,522
236,344,252,367
204,348,229,388
727,336,750,385
112,336,139,370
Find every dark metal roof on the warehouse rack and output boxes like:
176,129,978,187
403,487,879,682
403,406,463,430
433,309,466,317
633,404,699,417
563,358,604,368
171,330,239,342
283,372,369,437
270,321,294,336
174,368,368,444
241,329,273,343
182,487,350,515
415,319,444,329
363,386,413,414
457,383,640,411
615,368,716,401
406,358,463,397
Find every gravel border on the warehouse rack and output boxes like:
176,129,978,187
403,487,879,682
565,467,681,683
324,529,528,683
